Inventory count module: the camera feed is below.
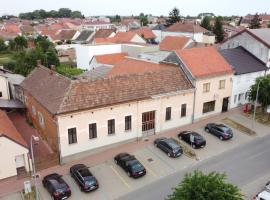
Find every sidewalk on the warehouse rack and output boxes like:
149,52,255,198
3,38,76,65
0,108,246,197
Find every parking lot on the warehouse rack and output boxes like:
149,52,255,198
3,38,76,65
37,116,267,200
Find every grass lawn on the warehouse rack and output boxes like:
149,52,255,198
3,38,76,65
0,53,12,65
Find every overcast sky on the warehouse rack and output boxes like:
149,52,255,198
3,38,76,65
0,0,269,17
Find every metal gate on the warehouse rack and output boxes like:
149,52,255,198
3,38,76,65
142,111,155,137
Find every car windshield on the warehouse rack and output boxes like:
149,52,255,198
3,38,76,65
130,161,143,171
84,176,96,186
55,183,68,193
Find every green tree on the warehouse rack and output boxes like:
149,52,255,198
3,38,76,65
249,75,270,113
71,11,82,18
8,39,16,51
166,7,181,26
213,16,224,43
140,16,148,26
14,36,28,51
201,16,212,31
34,35,53,52
12,48,44,76
249,13,261,29
167,170,243,200
45,47,60,67
58,8,72,18
0,38,7,52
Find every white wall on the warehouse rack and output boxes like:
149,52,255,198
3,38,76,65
0,75,10,100
75,44,122,70
130,34,147,44
230,71,266,108
0,137,29,179
161,31,204,43
221,32,270,67
57,91,194,160
194,74,233,120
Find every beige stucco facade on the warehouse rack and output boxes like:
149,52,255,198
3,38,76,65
0,137,30,180
193,74,233,120
0,75,10,100
57,90,194,163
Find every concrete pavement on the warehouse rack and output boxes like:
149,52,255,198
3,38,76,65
117,134,270,200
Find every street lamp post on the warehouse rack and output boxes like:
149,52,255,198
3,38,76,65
30,135,39,200
252,79,263,131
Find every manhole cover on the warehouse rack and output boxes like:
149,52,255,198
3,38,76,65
147,158,153,162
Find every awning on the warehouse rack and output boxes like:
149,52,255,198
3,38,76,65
0,99,25,109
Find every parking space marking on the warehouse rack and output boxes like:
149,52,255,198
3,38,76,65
110,165,131,189
146,146,176,171
137,158,158,178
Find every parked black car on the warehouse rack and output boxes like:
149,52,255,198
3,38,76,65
70,164,99,192
154,137,183,157
205,123,233,140
42,173,71,200
114,153,146,178
178,131,206,148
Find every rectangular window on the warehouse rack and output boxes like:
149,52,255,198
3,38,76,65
203,83,210,93
0,92,2,97
89,123,97,139
165,107,171,121
108,119,115,135
68,128,77,144
203,101,216,114
181,104,187,118
234,95,237,104
125,116,132,131
219,80,225,89
245,92,249,100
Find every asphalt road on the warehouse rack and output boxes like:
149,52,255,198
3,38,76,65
116,134,270,200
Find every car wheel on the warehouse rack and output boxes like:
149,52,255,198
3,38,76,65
219,136,223,140
167,152,171,157
154,142,158,147
127,172,131,177
205,128,210,133
192,144,196,149
114,159,118,164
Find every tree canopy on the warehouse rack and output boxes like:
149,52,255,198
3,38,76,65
0,38,7,52
167,170,243,200
213,16,224,43
249,75,270,112
166,7,181,26
249,13,261,29
201,16,212,31
19,8,83,19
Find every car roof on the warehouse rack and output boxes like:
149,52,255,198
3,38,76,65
44,173,61,180
72,164,86,170
78,168,92,177
165,138,180,148
258,190,270,199
216,124,230,130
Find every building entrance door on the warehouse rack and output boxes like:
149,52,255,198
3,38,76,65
142,111,155,137
222,97,229,112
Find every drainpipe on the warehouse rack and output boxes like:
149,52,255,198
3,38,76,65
192,83,197,124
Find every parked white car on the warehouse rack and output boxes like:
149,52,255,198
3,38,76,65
255,190,270,200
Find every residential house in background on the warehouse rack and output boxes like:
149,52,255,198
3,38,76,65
118,18,141,32
168,46,233,120
0,110,30,180
94,32,147,44
89,53,127,69
92,29,116,43
81,21,114,31
21,64,194,163
73,30,95,44
0,68,25,109
220,46,268,108
152,24,167,43
159,36,193,51
132,28,157,44
220,28,270,67
162,22,215,44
